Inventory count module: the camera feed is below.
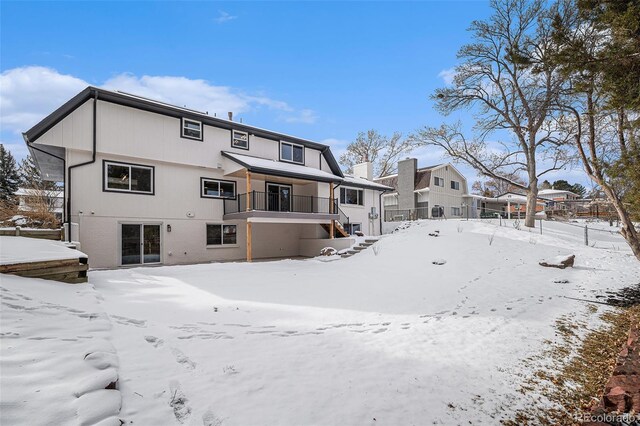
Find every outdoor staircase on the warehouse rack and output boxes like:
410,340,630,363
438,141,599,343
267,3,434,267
340,238,379,258
321,220,350,238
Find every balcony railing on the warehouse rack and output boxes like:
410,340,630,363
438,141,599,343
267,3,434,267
224,191,338,215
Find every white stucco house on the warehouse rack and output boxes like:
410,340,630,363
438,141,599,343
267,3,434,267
23,87,390,268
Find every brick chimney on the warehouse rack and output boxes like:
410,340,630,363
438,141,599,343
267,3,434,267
397,158,417,210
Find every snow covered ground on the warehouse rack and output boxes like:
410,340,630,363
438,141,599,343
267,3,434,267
1,219,639,425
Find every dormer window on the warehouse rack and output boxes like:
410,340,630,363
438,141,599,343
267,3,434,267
181,118,202,140
280,141,304,164
231,130,249,150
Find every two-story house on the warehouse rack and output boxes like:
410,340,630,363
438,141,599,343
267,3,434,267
375,158,470,221
23,87,389,268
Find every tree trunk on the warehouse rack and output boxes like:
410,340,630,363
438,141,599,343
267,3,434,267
525,176,538,228
601,185,640,261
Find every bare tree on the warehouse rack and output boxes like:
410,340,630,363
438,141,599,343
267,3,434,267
411,0,570,227
339,130,418,177
472,172,527,197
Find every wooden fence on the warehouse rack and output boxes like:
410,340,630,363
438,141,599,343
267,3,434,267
0,227,63,241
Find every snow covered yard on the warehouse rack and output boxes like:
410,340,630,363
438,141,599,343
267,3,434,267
2,219,639,424
0,275,121,426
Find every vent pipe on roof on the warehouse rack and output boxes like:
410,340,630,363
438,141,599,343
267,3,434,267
228,112,233,121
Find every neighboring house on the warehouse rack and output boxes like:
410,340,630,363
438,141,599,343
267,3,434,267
15,188,64,220
538,188,585,216
538,189,581,201
375,158,470,221
469,192,545,218
23,87,389,268
538,188,581,213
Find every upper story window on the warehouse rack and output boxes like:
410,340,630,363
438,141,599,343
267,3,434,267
231,130,249,150
104,161,154,195
201,178,236,199
434,176,444,187
340,187,364,206
280,141,304,164
181,118,203,141
450,180,460,190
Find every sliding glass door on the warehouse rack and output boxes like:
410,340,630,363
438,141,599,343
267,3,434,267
121,224,161,265
266,183,291,212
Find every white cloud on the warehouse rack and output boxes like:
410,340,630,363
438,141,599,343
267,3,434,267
214,10,237,24
0,66,87,134
283,109,317,124
0,66,316,135
438,68,456,85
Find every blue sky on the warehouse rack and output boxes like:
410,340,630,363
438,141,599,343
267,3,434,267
0,1,590,186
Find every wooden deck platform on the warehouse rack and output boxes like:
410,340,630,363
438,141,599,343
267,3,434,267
0,236,88,284
0,258,88,284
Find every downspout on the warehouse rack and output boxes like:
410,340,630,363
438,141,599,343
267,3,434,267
66,90,98,241
379,189,388,234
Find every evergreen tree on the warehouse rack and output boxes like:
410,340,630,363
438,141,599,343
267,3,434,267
19,155,59,191
570,183,586,198
0,145,21,202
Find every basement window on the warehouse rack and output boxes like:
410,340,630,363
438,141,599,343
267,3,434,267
206,224,237,246
182,118,203,140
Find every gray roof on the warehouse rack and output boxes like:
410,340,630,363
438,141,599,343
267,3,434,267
23,86,344,178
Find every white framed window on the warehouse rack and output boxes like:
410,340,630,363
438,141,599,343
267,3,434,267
450,180,460,190
434,177,444,187
280,141,304,164
340,187,364,206
201,178,236,199
104,161,154,194
206,224,237,246
181,118,203,140
231,130,249,150
451,207,461,216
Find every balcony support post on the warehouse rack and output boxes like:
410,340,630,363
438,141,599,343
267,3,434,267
329,183,335,239
246,221,252,262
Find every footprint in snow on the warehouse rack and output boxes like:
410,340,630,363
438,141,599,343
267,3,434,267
112,315,147,327
171,348,196,370
145,335,164,347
